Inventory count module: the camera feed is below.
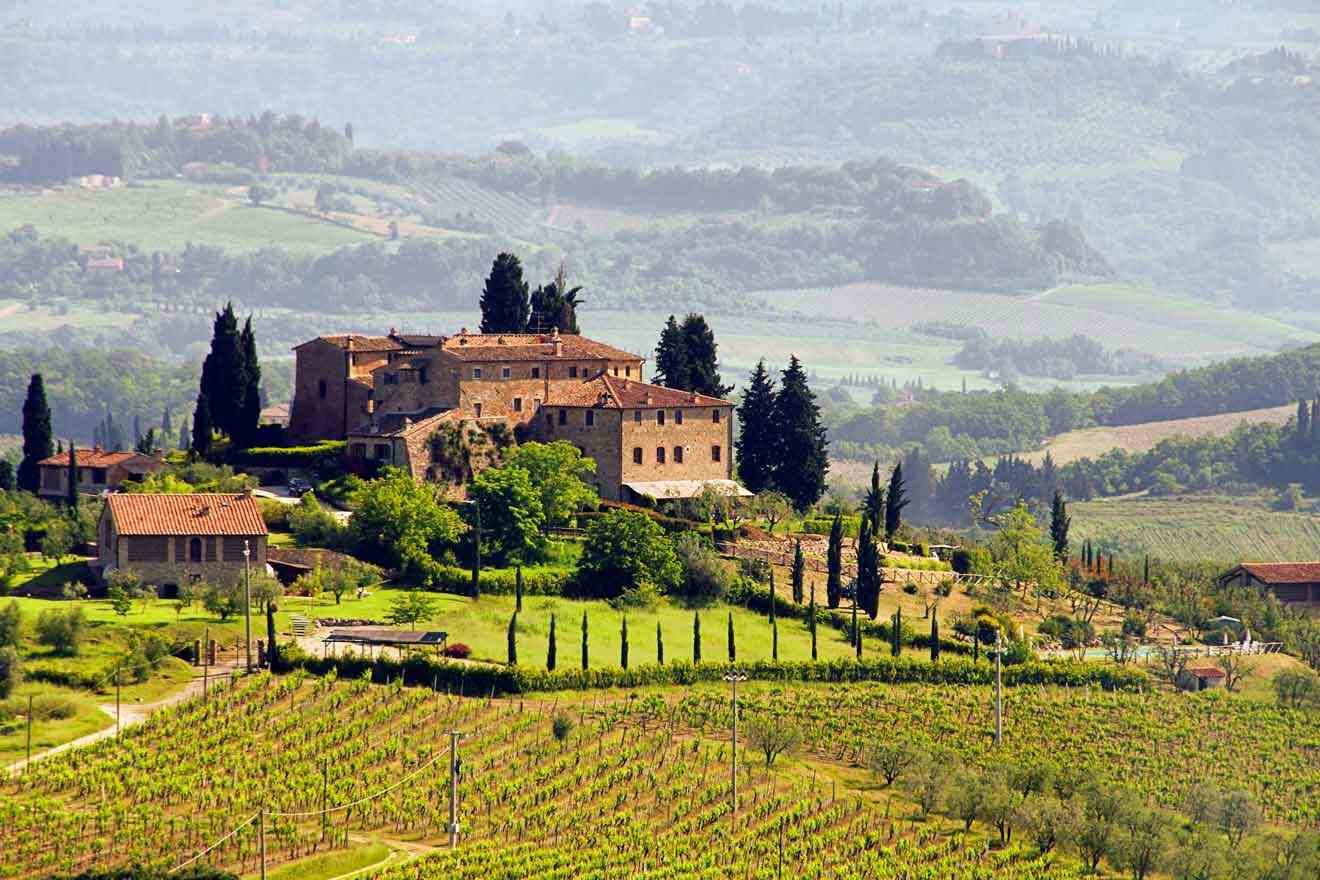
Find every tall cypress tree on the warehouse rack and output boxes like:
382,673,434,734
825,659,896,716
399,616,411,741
237,316,262,446
884,462,908,541
17,373,53,494
852,602,861,659
678,313,731,397
863,461,884,537
735,360,777,493
790,539,805,604
826,513,843,609
479,252,530,333
515,564,524,612
1311,398,1320,447
199,302,245,439
771,356,828,509
0,460,15,492
653,315,691,391
769,580,778,660
161,406,173,436
178,418,190,452
656,621,664,665
856,517,881,619
727,611,736,661
66,442,78,507
1298,400,1311,448
1049,491,1071,563
808,583,818,661
581,611,589,670
547,613,557,671
620,614,629,670
507,613,518,665
693,612,702,663
191,394,213,459
891,608,902,657
930,615,940,662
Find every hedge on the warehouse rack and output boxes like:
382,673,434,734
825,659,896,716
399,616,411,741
228,441,346,469
427,565,573,596
279,645,1148,695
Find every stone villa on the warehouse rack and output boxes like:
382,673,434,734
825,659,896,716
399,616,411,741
289,328,743,502
38,448,165,501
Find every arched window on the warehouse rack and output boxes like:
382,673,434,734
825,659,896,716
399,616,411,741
189,537,203,563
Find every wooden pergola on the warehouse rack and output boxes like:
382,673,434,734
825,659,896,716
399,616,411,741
322,628,449,660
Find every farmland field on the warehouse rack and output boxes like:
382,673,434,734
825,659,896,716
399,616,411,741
1071,494,1320,562
2,673,1316,879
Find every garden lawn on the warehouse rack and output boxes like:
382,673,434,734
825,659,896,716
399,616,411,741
0,682,109,768
245,841,392,880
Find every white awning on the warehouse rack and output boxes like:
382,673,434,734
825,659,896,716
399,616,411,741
622,479,753,500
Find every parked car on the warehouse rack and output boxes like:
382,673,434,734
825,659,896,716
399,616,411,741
287,478,313,497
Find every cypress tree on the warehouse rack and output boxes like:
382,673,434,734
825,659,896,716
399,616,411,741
547,613,557,671
1049,490,1071,563
1143,555,1150,585
507,613,518,665
161,406,173,435
772,356,828,509
1311,398,1319,447
515,564,523,612
0,460,14,492
133,414,142,448
825,513,843,609
930,615,940,662
808,583,818,661
891,607,902,657
657,621,664,665
470,503,482,599
693,612,702,663
1298,400,1311,447
884,462,909,541
621,614,629,670
178,418,190,452
863,461,884,536
479,252,530,333
237,316,262,445
790,540,805,604
66,442,78,507
581,611,589,670
191,393,213,459
727,611,735,661
654,315,691,391
199,302,245,439
769,581,779,659
853,603,861,659
735,360,777,493
17,374,53,494
678,313,731,397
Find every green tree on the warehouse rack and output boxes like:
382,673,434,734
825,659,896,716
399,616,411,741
620,614,629,669
580,611,589,670
771,356,828,509
727,610,736,661
989,502,1064,606
547,612,557,670
0,601,22,649
574,510,681,598
507,612,518,665
529,264,583,334
469,464,544,564
1049,490,1070,563
199,302,247,440
856,518,881,619
679,313,731,397
653,315,690,391
191,393,213,458
884,462,908,541
18,374,53,493
0,460,15,492
504,441,597,528
826,513,843,609
35,606,87,655
479,252,530,333
237,316,262,446
0,645,18,699
930,615,940,661
735,360,777,493
351,467,464,580
135,428,156,455
66,442,79,507
386,589,438,631
891,607,902,656
693,611,702,663
862,460,884,536
40,517,76,563
514,564,523,612
656,620,664,665
790,539,805,604
808,583,818,660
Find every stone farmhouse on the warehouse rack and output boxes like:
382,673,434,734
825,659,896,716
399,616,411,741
1217,562,1320,607
97,492,268,589
38,448,165,501
289,328,743,502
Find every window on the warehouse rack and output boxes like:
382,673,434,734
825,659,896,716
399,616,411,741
501,367,511,379
472,368,482,379
91,468,107,484
42,469,59,489
474,402,483,418
532,367,540,379
675,409,684,425
189,537,203,563
612,367,618,376
673,446,683,464
374,443,390,460
713,409,721,423
383,372,398,385
634,410,642,423
712,445,722,462
657,410,666,425
513,397,523,412
558,409,567,425
656,447,666,464
569,366,579,378
351,443,367,458
633,447,643,464
318,379,327,399
546,413,554,428
586,410,595,426
419,368,428,384
626,366,632,378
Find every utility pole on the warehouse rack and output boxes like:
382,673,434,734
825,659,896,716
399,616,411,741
723,670,747,821
994,628,1003,747
448,729,464,847
243,539,253,672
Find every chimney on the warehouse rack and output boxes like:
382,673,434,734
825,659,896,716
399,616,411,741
644,393,653,405
242,487,254,498
389,326,397,336
553,335,563,357
690,391,699,403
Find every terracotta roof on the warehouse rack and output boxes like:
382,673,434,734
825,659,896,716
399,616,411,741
294,334,405,353
1236,562,1320,584
105,494,268,536
1188,666,1226,679
546,373,732,409
441,332,641,363
349,407,456,438
39,449,160,469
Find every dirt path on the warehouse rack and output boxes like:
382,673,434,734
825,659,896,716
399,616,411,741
5,661,244,776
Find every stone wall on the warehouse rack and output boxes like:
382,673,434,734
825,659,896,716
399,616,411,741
620,404,734,486
99,513,267,586
535,407,624,499
289,340,389,441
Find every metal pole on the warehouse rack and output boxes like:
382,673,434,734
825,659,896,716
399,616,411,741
731,675,738,817
259,807,267,880
448,730,463,847
243,540,253,672
994,629,1003,747
26,694,32,769
115,665,121,736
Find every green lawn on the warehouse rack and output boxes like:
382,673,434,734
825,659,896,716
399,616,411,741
0,682,110,768
246,842,393,880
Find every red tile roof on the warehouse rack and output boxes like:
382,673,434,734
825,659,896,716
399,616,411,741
294,334,405,353
39,449,160,469
1188,666,1226,679
547,373,732,408
105,494,268,536
441,332,641,363
1236,562,1320,584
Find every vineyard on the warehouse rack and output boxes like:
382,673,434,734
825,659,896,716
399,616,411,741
408,178,540,233
1,673,1317,878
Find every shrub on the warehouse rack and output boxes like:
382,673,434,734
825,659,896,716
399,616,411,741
1273,668,1319,709
671,534,728,605
228,441,346,470
573,510,682,599
257,499,292,531
0,646,18,699
427,565,571,596
35,607,87,655
441,642,471,659
0,600,20,649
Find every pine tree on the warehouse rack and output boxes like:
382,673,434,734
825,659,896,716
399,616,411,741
891,607,902,657
1049,490,1071,563
656,621,664,665
479,253,530,333
735,360,778,493
581,611,589,670
237,316,262,446
654,315,691,390
547,613,557,671
863,461,884,536
620,614,629,670
808,583,818,661
693,612,702,663
17,374,53,493
930,615,940,662
507,613,518,665
727,611,736,661
515,564,524,613
66,442,78,507
790,539,805,604
678,313,731,397
199,302,246,439
0,460,14,492
884,462,909,541
772,356,828,509
826,513,843,609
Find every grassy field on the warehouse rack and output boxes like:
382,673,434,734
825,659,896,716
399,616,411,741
245,842,393,880
1020,404,1295,466
1071,494,1320,562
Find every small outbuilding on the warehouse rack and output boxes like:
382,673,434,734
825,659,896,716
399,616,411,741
1182,666,1227,692
1217,562,1320,606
